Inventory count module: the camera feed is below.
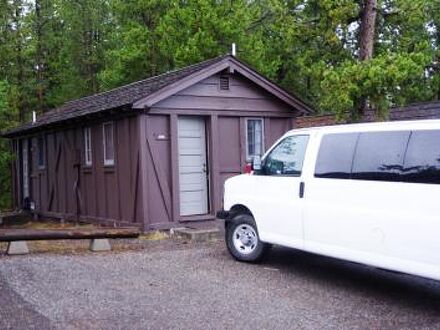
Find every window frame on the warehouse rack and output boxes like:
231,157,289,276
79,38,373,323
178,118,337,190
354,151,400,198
37,135,45,169
245,118,265,162
83,127,92,167
102,122,115,166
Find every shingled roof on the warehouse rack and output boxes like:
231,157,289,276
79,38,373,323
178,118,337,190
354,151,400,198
4,56,229,137
4,54,313,137
364,101,440,121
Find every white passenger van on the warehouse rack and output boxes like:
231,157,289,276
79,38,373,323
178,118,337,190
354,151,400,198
217,120,440,281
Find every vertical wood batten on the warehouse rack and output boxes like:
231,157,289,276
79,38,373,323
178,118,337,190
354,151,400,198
239,117,246,168
138,114,150,230
10,140,17,209
210,115,221,213
16,139,21,209
116,121,122,222
290,117,296,129
44,132,49,212
265,117,271,151
92,126,99,217
170,114,180,223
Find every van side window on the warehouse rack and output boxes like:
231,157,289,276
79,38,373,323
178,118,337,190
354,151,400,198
315,133,359,179
352,131,410,181
402,130,440,184
263,135,309,176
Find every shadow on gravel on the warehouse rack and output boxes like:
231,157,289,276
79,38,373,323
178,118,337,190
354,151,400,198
0,275,54,330
259,246,440,313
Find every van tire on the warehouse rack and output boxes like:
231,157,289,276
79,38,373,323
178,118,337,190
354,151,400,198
226,213,269,262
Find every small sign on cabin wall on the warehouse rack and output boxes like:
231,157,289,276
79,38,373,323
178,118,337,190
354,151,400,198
154,133,169,141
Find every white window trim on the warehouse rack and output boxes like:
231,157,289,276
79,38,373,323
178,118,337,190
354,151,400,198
22,139,30,198
245,118,265,162
84,127,92,166
102,122,115,166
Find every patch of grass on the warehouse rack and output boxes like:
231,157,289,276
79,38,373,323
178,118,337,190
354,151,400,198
139,231,169,241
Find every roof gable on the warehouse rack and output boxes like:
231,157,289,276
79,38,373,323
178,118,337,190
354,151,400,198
133,55,312,114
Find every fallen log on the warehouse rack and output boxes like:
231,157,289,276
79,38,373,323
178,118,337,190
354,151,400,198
0,227,140,242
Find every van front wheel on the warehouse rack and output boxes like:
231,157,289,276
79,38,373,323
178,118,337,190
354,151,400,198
226,214,268,262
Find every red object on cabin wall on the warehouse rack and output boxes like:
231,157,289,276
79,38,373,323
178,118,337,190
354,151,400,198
244,163,253,174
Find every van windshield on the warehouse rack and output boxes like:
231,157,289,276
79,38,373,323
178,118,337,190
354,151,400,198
263,135,309,176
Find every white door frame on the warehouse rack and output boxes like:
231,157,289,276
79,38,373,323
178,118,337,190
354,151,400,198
22,139,30,199
177,116,209,217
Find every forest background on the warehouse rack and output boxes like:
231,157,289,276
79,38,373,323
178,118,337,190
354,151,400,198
0,0,439,209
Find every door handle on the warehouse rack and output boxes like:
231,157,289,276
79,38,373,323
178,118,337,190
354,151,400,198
299,181,305,199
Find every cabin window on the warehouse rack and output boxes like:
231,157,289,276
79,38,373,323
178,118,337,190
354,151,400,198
37,135,45,169
246,118,264,161
103,122,115,166
219,76,230,91
84,127,92,166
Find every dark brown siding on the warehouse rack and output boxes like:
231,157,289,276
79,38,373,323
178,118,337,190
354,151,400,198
154,73,292,113
22,115,142,227
143,72,297,228
11,71,300,230
145,114,173,226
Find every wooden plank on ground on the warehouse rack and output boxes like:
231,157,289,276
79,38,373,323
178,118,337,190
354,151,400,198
0,227,140,242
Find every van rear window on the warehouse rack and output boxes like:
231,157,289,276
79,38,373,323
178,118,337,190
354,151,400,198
314,133,358,179
402,130,440,184
315,129,440,185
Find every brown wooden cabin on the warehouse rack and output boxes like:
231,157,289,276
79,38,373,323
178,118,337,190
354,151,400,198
3,55,312,231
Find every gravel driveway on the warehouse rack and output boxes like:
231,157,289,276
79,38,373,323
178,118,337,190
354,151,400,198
1,240,440,330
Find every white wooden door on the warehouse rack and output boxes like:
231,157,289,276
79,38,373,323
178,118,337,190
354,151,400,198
178,117,208,216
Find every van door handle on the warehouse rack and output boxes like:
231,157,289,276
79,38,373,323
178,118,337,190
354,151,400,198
299,181,305,198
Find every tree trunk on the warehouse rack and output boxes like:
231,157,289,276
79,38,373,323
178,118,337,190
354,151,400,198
355,0,378,120
13,0,26,123
35,0,45,113
359,0,377,61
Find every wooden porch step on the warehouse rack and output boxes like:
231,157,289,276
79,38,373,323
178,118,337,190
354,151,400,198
170,227,221,243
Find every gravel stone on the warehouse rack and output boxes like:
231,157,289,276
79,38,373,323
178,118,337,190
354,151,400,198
0,274,53,330
1,241,440,329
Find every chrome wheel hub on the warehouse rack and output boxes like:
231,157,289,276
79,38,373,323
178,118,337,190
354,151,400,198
232,224,258,255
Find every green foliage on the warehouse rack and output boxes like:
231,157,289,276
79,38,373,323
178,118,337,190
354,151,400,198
0,80,18,210
99,0,172,88
1,0,440,209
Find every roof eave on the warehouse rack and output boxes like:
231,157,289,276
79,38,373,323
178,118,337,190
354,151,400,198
133,55,313,115
228,57,313,115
